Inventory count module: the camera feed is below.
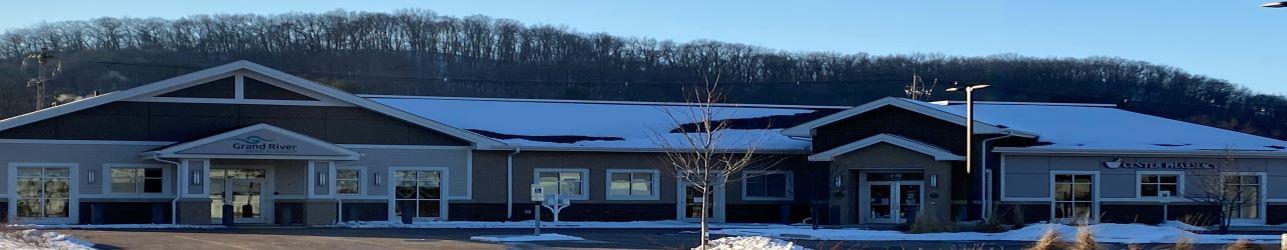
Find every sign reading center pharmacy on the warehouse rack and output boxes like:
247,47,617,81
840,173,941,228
1102,159,1216,169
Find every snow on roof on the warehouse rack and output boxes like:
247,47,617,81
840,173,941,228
366,95,842,152
911,99,1287,152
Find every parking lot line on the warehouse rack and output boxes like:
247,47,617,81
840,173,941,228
173,235,254,250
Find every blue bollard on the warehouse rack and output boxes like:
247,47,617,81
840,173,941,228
222,204,234,226
400,203,414,224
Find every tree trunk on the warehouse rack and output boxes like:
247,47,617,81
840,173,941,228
700,190,710,250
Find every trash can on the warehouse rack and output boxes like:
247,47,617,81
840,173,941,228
221,204,234,226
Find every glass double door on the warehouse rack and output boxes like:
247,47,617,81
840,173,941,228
679,182,726,222
210,168,267,224
866,181,922,224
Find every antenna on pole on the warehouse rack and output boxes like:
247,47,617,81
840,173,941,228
22,48,62,110
904,74,934,100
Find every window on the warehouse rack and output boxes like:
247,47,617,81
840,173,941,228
1053,173,1096,221
336,168,362,195
110,167,164,194
1138,172,1180,198
535,169,589,200
16,165,73,219
1222,174,1262,220
606,170,659,200
394,169,444,219
743,171,793,200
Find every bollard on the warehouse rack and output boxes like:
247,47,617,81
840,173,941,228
222,204,234,226
400,203,414,224
90,204,104,224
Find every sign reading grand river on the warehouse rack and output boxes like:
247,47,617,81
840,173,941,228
230,135,299,153
176,127,347,157
1103,158,1216,169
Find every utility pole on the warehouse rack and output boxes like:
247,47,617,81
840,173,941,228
904,74,937,101
22,48,62,110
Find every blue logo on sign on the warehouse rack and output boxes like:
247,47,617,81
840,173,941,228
232,136,274,144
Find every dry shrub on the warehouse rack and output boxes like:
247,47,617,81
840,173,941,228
1174,237,1194,250
1180,213,1215,227
1028,228,1067,250
0,223,51,249
907,208,956,233
1224,239,1264,250
1073,226,1099,250
1126,244,1142,250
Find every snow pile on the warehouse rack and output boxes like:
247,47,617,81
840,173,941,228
703,236,809,250
1160,220,1206,231
716,223,1279,244
331,220,796,229
470,233,584,242
0,229,94,250
23,224,224,229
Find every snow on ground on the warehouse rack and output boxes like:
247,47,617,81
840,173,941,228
1160,220,1206,231
331,220,798,229
469,233,584,242
20,224,225,229
0,229,95,250
715,223,1281,244
704,236,809,250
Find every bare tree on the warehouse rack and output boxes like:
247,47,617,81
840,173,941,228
1185,149,1260,234
650,75,781,249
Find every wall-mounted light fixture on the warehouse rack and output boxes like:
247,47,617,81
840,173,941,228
87,170,97,184
833,176,843,188
317,171,328,187
930,174,939,188
191,170,203,185
373,172,382,186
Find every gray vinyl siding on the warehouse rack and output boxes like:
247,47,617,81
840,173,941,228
0,142,163,195
0,101,469,146
345,148,471,199
1003,154,1287,200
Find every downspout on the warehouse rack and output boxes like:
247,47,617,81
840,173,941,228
979,131,1017,221
506,148,522,219
149,155,182,224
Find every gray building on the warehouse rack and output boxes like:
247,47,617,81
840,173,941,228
1,61,1283,226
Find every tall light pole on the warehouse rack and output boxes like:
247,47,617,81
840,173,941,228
946,82,989,220
1264,1,1287,8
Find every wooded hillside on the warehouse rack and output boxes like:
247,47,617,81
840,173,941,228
1,9,1283,138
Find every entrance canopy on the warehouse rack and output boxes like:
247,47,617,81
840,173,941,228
141,123,360,160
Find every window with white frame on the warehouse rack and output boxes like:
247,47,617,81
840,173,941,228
535,169,589,199
336,168,362,195
743,171,793,200
606,170,659,200
110,166,164,194
1138,172,1180,198
1053,173,1095,221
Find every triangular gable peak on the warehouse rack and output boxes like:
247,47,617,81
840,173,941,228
0,60,503,148
808,133,963,162
144,124,360,160
131,68,349,106
782,97,1025,137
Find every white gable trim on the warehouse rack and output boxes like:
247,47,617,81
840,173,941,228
143,123,361,160
0,60,503,148
782,97,1012,137
992,147,1287,158
807,133,964,161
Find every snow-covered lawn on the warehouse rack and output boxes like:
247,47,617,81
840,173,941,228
469,233,585,242
0,228,94,250
20,224,224,230
714,223,1281,244
331,220,798,229
704,236,809,250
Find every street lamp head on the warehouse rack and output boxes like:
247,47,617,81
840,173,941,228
945,87,960,92
1265,1,1287,8
974,84,991,90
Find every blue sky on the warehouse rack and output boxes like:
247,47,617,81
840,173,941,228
4,0,1285,94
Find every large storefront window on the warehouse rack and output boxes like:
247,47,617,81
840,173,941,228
1053,173,1095,222
395,170,442,219
16,167,71,219
1223,174,1262,220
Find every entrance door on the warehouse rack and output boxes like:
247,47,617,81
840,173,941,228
865,181,923,224
392,169,445,221
210,168,269,224
678,181,725,222
14,166,74,223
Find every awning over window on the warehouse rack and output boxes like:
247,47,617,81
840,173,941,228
141,123,360,160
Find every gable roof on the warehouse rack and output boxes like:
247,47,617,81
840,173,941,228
913,101,1287,154
142,123,361,160
808,133,964,161
366,95,846,153
0,60,503,149
781,97,1025,137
